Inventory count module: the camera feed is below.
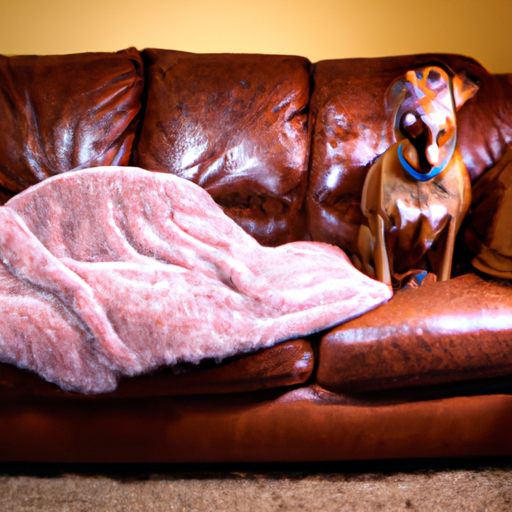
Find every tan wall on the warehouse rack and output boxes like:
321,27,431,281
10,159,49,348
0,0,511,72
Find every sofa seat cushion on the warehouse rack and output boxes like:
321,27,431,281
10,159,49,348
0,339,313,398
317,273,512,393
0,166,391,394
134,49,311,246
0,48,143,200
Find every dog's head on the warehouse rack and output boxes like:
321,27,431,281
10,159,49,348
389,64,479,171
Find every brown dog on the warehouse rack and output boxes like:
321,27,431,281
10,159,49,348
358,65,479,288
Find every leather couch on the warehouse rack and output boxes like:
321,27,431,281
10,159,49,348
1,48,512,462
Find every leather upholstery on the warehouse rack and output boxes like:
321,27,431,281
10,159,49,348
0,340,314,398
1,388,511,462
307,54,512,256
134,49,311,246
1,49,512,461
317,273,512,392
466,147,512,277
0,48,143,200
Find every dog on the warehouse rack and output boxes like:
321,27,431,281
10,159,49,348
357,64,479,289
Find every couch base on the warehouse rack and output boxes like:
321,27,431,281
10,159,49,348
1,387,512,462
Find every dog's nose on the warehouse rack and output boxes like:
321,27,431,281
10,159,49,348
403,113,417,127
426,143,440,166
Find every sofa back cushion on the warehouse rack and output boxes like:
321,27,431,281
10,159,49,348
466,146,512,277
308,54,512,256
0,48,143,203
134,49,311,246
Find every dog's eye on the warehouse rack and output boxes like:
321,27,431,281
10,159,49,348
415,71,423,80
427,69,441,83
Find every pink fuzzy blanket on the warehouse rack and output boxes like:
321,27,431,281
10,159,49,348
0,167,391,393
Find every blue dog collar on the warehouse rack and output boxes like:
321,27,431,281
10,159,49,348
397,140,455,182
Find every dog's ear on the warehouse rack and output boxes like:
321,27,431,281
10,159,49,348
385,77,409,142
452,72,480,110
385,77,407,115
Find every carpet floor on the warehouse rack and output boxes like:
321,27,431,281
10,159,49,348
1,459,511,511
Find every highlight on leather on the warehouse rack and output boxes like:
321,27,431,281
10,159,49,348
134,49,312,247
0,48,144,200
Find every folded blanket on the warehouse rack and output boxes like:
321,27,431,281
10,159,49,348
0,167,391,393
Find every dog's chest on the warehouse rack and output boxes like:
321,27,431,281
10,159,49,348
383,175,457,235
377,157,470,271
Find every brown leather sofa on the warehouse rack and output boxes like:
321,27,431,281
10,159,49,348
1,48,512,462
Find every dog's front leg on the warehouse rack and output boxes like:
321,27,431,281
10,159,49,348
368,213,392,288
437,215,457,282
